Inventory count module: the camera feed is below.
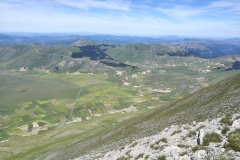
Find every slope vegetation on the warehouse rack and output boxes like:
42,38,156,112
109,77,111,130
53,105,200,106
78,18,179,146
43,74,240,160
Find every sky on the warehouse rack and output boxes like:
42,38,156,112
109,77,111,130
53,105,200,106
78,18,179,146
0,0,240,37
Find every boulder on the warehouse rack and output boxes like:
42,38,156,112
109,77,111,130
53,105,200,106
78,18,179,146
197,129,205,145
231,119,240,128
192,150,206,160
180,155,191,160
162,146,182,157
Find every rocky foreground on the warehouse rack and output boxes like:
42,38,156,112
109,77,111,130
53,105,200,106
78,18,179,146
96,114,240,160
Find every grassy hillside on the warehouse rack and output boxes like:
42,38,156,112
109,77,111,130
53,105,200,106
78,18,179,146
42,73,240,160
1,43,239,73
104,43,188,64
0,44,139,73
0,44,78,70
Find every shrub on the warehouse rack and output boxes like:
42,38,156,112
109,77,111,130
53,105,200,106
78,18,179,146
37,121,47,127
28,123,33,131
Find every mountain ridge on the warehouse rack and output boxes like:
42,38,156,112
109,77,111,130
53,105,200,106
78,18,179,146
0,33,240,58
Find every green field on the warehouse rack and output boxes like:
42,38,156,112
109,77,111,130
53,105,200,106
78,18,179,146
0,70,164,141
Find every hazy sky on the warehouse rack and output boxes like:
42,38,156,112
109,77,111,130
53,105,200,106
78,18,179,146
0,0,240,37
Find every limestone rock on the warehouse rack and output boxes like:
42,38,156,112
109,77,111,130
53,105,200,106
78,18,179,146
231,119,240,128
180,155,191,160
192,150,206,160
77,113,240,160
197,129,205,145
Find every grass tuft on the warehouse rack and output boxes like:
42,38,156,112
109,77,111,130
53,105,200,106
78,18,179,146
130,141,138,148
157,155,166,160
220,114,233,126
221,127,229,135
171,130,182,136
117,156,130,160
135,153,144,160
180,151,188,156
155,138,167,144
203,132,221,146
225,129,240,152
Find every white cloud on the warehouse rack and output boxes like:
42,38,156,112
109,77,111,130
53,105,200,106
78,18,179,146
156,5,205,19
206,0,240,14
0,0,239,37
156,0,240,19
55,0,131,11
207,0,235,8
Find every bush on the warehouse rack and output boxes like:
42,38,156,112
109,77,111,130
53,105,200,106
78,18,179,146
28,123,33,131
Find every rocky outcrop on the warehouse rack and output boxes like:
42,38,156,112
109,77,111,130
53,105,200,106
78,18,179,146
197,129,205,145
95,113,240,160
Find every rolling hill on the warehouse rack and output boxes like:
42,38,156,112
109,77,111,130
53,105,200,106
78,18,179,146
1,42,239,73
1,33,240,58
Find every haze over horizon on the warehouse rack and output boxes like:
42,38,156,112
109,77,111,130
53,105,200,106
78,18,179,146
1,0,240,38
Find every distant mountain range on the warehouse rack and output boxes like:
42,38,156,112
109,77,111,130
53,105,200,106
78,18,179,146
1,43,240,73
0,33,239,58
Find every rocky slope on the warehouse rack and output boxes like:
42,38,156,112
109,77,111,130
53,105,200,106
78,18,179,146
99,113,240,160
